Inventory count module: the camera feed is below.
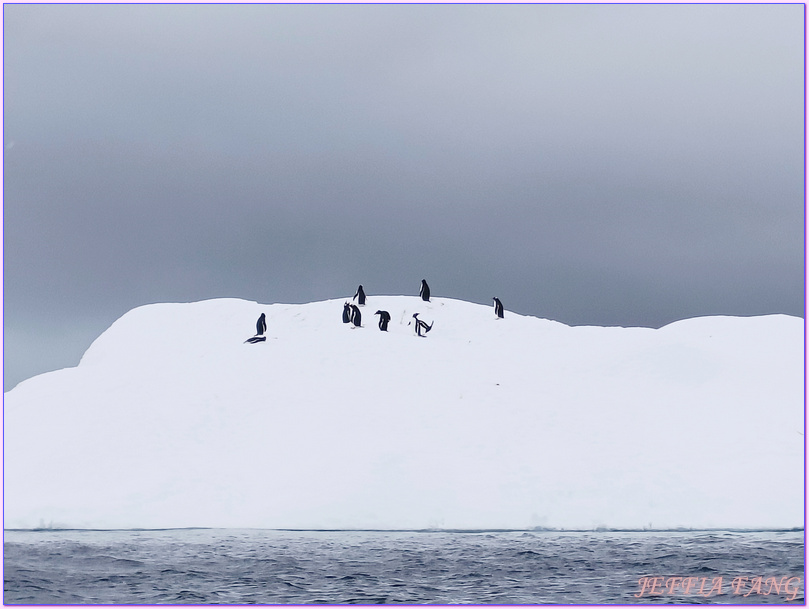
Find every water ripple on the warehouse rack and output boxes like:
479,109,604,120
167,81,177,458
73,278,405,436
3,529,804,604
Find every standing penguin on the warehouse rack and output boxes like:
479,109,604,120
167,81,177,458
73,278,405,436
353,285,366,305
419,279,431,302
374,310,391,331
493,297,504,319
245,313,267,344
342,302,352,324
411,313,433,337
350,304,362,327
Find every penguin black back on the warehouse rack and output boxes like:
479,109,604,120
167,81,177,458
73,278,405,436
420,279,431,302
353,285,366,305
374,310,391,331
342,302,351,323
350,304,362,327
256,313,267,335
493,297,504,319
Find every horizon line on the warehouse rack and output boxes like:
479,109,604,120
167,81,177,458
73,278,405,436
5,526,805,534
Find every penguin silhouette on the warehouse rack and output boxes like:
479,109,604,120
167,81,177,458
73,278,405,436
342,302,352,324
374,310,391,331
493,297,504,319
420,279,431,302
350,304,362,327
353,285,366,306
245,313,268,344
256,313,267,335
411,313,433,337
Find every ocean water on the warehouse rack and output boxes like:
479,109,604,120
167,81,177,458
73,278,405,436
3,529,804,604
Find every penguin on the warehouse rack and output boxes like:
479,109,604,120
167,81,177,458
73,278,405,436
411,313,433,337
350,304,362,327
245,313,268,343
374,310,391,331
493,297,504,319
342,302,352,324
353,284,366,306
256,313,267,335
420,279,431,302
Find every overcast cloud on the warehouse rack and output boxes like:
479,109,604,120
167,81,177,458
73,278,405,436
3,3,805,391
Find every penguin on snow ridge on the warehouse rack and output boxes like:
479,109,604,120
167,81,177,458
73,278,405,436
245,313,267,344
411,313,433,337
420,279,431,302
493,297,504,319
353,284,366,306
375,310,391,331
350,304,362,327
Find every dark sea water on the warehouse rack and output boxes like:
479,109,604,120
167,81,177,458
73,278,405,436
3,529,805,605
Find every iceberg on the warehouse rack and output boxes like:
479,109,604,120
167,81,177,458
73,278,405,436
3,297,804,530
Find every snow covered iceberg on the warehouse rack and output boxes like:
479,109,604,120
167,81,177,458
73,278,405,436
3,296,804,530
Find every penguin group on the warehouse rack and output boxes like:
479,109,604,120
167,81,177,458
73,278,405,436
341,301,362,327
345,282,434,336
245,279,507,344
339,280,503,337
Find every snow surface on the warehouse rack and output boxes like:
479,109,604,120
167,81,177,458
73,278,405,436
3,297,804,530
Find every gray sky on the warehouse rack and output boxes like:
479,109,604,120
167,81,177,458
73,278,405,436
3,3,805,391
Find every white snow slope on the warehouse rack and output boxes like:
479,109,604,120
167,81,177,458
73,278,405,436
4,297,805,531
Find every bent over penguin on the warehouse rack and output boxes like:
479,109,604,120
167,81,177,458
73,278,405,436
375,310,391,331
411,313,433,337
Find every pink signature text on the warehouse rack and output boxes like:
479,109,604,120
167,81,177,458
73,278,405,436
635,576,802,600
